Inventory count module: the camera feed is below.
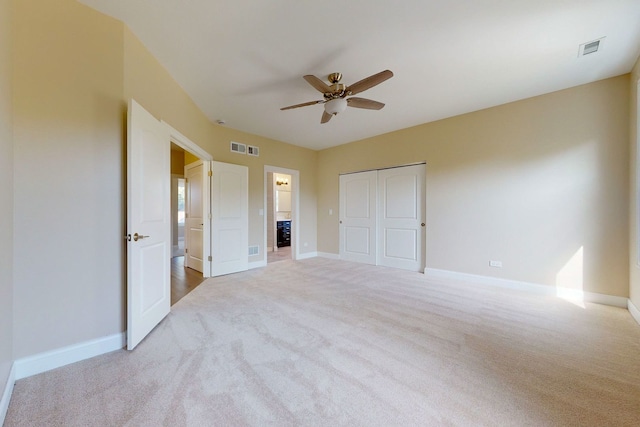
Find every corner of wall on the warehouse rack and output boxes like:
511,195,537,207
630,55,640,309
629,299,640,326
0,0,14,423
0,363,16,425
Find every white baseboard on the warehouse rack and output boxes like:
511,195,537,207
424,268,628,308
297,251,318,260
0,362,16,426
248,260,267,270
317,252,340,260
15,332,126,380
629,300,640,326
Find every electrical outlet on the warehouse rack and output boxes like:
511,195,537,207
489,260,502,268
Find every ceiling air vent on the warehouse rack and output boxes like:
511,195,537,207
578,38,604,57
230,141,246,154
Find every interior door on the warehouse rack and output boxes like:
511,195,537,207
211,161,248,276
184,161,204,273
126,99,171,350
339,171,377,265
377,164,425,272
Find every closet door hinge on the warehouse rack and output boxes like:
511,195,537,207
208,256,212,261
208,170,212,177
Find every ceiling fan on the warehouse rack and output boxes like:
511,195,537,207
281,70,393,124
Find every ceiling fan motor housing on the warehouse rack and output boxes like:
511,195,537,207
325,83,347,100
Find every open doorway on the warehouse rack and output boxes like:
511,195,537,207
265,166,300,264
170,143,206,304
268,172,292,263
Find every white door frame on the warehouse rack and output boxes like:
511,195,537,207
162,122,213,277
264,165,300,261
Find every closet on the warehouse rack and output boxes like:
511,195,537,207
339,163,425,272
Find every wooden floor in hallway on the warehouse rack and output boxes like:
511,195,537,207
171,256,206,305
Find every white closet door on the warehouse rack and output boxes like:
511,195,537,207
377,164,425,272
339,171,377,265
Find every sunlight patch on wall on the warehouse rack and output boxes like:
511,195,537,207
555,246,585,308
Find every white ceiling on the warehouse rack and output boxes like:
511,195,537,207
79,0,640,150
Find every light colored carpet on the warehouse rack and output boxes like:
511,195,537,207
6,258,640,426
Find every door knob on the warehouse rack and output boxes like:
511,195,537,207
421,223,425,227
133,233,149,241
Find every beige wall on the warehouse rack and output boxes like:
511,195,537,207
10,0,317,359
12,0,125,358
184,151,199,166
170,147,185,175
317,76,630,297
630,56,640,308
0,0,14,392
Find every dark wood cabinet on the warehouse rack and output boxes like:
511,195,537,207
277,221,291,247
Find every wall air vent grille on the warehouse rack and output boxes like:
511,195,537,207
247,145,260,157
230,141,246,154
248,245,259,256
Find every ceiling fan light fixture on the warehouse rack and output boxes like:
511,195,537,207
324,98,348,115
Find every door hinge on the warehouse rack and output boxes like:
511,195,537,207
208,170,212,177
208,213,212,219
208,255,212,261
185,248,188,253
185,178,188,183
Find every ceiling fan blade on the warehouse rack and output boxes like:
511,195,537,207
304,75,332,94
321,111,333,124
346,70,393,95
347,97,385,110
280,100,324,110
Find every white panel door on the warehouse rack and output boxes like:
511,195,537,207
339,171,377,265
184,161,204,273
377,164,425,272
211,161,248,276
126,99,171,350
